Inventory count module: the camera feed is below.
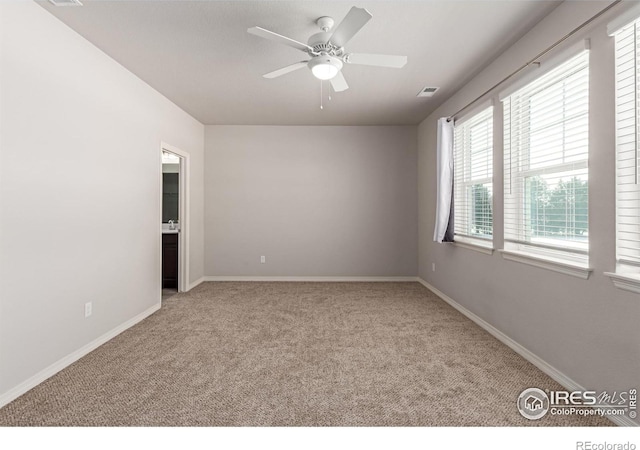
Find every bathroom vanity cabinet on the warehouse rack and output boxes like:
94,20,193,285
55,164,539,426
162,233,178,289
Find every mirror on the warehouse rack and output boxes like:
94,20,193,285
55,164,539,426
162,151,180,223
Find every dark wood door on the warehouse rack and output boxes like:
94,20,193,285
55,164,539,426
162,233,178,289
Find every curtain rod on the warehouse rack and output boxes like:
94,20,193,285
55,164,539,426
446,0,622,123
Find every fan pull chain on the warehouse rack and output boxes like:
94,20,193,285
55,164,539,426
319,81,332,109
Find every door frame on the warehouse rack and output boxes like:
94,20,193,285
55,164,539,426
160,142,190,294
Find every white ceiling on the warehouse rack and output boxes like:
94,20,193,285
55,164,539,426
38,0,561,125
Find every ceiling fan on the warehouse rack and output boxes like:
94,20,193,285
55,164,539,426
247,6,407,93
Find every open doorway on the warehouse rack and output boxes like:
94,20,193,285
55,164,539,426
160,143,189,301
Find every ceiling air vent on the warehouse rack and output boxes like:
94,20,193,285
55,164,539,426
48,0,83,6
417,86,439,98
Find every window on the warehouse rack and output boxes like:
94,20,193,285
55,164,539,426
503,51,589,265
453,107,493,247
614,20,640,269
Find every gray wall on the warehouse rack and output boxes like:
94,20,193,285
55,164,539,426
205,126,417,277
0,2,204,400
418,0,640,406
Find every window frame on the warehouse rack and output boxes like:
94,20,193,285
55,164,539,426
606,16,640,292
502,50,591,271
453,106,494,249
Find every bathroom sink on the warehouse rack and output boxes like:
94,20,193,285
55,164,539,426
162,223,180,234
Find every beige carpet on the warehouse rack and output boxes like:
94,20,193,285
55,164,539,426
0,282,612,426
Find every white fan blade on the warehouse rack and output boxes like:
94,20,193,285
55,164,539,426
330,71,349,92
345,53,407,68
263,61,309,79
328,7,372,48
248,26,313,53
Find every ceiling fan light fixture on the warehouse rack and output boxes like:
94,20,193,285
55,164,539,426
312,64,339,80
308,56,343,80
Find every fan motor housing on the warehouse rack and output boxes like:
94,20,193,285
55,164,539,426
308,32,332,49
308,33,343,57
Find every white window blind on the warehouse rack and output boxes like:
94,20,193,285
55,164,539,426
453,107,493,244
503,51,589,263
614,21,640,266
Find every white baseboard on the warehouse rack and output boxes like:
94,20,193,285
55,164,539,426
203,276,419,282
187,276,205,291
0,302,161,409
416,278,637,427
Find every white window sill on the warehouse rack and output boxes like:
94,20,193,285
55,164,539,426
453,239,494,255
499,249,592,279
604,272,640,294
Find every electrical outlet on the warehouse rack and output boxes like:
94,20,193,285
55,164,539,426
84,302,92,318
432,263,436,272
260,256,266,264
